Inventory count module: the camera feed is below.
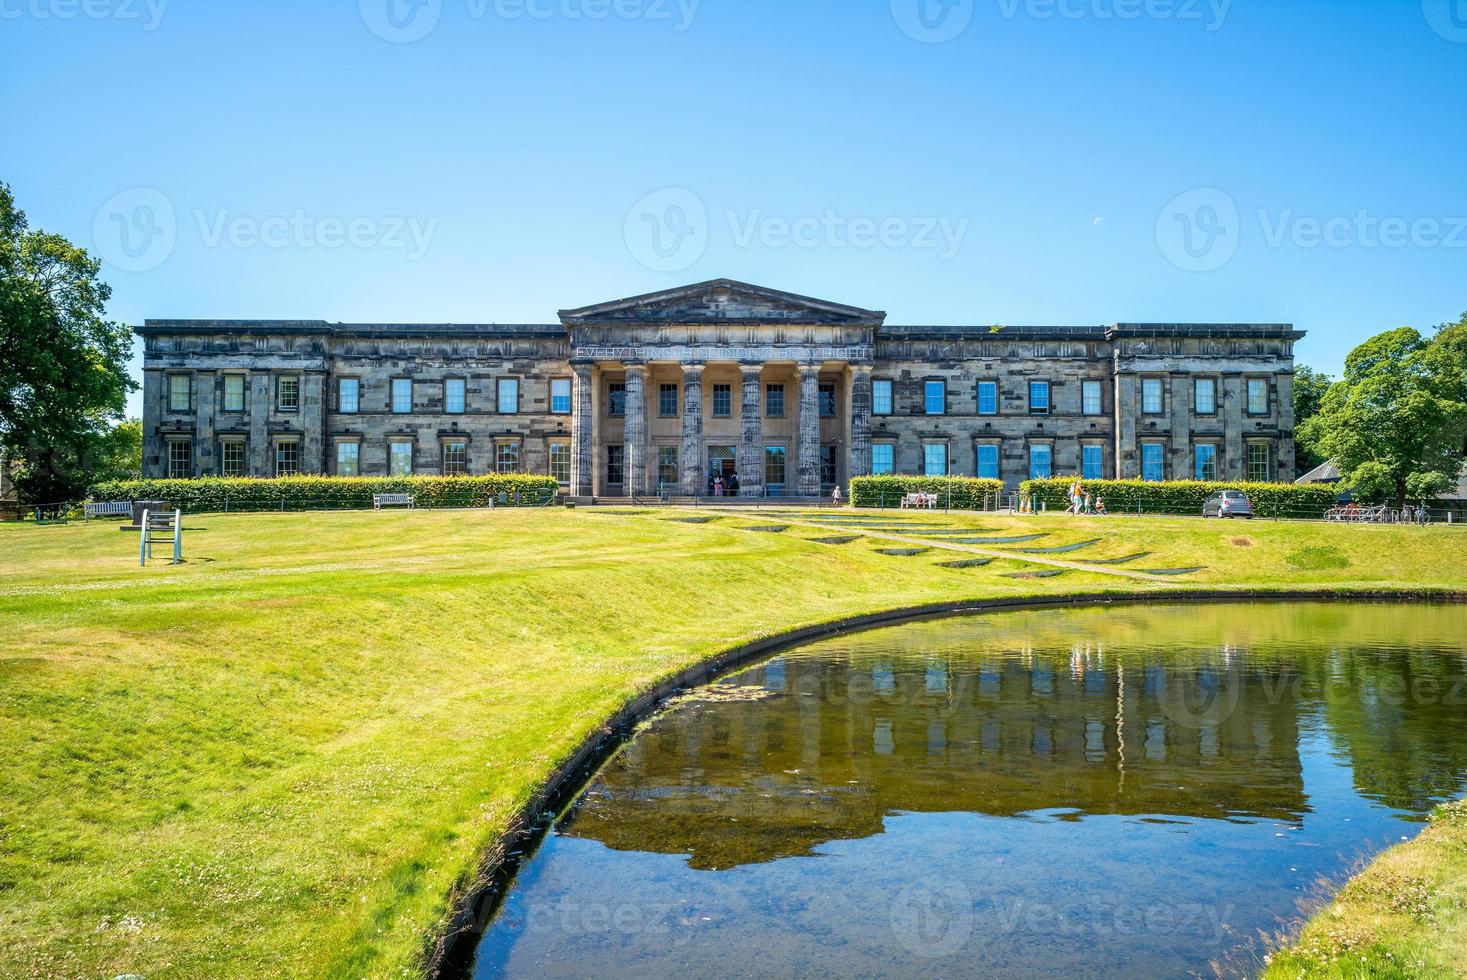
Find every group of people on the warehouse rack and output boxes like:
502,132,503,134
708,471,741,497
1065,479,1108,516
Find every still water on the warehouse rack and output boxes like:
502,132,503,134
473,603,1467,978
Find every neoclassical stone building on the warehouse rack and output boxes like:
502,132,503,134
137,279,1302,496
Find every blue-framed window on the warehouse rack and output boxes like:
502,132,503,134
1142,443,1165,482
976,444,1000,479
924,380,946,415
659,383,678,417
391,378,412,414
923,443,948,477
1082,445,1104,480
1028,381,1050,416
550,378,572,414
608,383,626,417
765,384,785,418
1195,444,1218,481
819,382,837,417
445,378,466,414
497,378,519,414
1082,380,1103,416
712,384,732,417
337,377,359,414
1142,378,1164,414
977,381,998,416
872,379,893,415
1029,444,1053,480
871,443,894,475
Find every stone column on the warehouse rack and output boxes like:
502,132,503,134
738,364,764,497
798,365,821,497
571,362,594,496
680,363,705,495
249,372,271,476
624,364,648,496
849,365,872,479
195,371,217,476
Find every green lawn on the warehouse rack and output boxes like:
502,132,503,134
1,507,1464,978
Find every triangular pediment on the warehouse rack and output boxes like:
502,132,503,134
559,279,885,326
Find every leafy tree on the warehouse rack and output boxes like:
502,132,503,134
96,418,143,482
0,182,135,504
1291,364,1333,471
1299,327,1467,506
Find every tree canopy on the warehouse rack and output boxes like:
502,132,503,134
1291,364,1334,472
0,182,135,503
1300,323,1467,505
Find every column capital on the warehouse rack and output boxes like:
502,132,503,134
851,363,874,378
798,364,821,379
625,362,649,377
740,363,763,381
681,362,706,377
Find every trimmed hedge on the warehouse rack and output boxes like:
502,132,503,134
87,475,561,513
851,476,1005,510
1019,478,1339,518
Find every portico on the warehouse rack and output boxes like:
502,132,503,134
559,280,882,499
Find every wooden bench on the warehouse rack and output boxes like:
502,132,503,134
900,493,938,510
373,493,415,511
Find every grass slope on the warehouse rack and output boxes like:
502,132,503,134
0,508,1463,978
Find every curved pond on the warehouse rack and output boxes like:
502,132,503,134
471,602,1467,978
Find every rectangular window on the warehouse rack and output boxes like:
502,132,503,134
1248,443,1271,482
220,440,246,477
1194,378,1217,415
658,383,678,418
168,375,190,412
335,441,359,477
765,384,785,418
1028,381,1051,416
338,377,360,414
223,374,246,412
497,378,519,414
549,442,571,484
1082,445,1104,480
977,381,998,416
167,440,192,478
551,378,572,415
1082,380,1103,416
1141,443,1165,482
1195,444,1218,481
1142,378,1164,415
608,383,627,417
712,384,732,418
924,380,946,416
923,443,948,477
819,383,837,418
442,441,468,476
871,443,895,476
391,378,412,414
764,446,787,493
1029,444,1053,480
820,445,837,487
389,441,413,477
275,440,299,478
872,379,893,416
657,446,679,487
976,444,1000,479
445,379,466,415
495,441,520,474
277,376,300,412
606,445,624,485
1247,379,1269,416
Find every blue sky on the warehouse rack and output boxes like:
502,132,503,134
3,0,1465,418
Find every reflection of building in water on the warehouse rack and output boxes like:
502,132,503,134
565,652,1307,870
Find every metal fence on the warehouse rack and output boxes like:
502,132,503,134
11,487,562,522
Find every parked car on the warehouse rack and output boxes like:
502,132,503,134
1203,490,1254,519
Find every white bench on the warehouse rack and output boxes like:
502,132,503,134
373,493,416,511
900,493,938,510
85,501,132,519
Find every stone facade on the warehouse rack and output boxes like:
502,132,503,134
137,279,1303,494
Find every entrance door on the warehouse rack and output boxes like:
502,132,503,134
707,446,736,494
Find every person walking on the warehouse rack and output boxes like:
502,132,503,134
832,486,843,506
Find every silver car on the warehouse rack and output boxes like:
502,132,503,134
1203,490,1254,519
